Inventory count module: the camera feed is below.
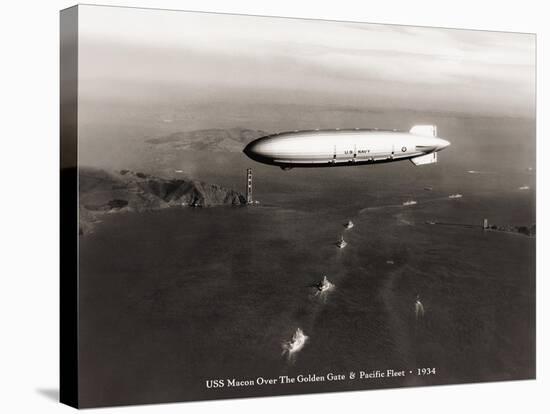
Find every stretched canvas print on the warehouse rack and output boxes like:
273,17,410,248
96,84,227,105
60,4,536,408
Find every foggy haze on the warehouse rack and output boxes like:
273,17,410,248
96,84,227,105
78,6,535,117
76,5,535,171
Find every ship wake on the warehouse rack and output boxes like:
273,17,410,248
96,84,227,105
282,328,309,363
415,296,425,321
314,276,335,302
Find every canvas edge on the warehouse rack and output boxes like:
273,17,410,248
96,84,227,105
60,4,79,409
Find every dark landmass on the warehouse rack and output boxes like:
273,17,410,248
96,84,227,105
145,127,269,152
488,223,536,237
79,167,246,234
427,221,536,237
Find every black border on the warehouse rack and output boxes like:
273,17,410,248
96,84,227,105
60,5,79,408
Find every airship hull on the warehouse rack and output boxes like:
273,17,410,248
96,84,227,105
243,127,450,169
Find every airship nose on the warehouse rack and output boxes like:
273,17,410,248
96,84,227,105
243,142,253,156
243,140,267,162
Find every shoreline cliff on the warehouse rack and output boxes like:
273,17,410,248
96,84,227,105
79,168,246,235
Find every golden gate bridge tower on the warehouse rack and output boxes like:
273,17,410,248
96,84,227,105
246,168,253,204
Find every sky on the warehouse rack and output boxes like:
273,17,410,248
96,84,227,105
78,5,535,119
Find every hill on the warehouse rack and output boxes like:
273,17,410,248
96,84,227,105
144,127,268,152
79,168,246,234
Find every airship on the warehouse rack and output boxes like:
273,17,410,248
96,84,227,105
243,125,450,170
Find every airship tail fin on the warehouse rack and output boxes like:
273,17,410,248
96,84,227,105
410,125,438,137
411,152,438,166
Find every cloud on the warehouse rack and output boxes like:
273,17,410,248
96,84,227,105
78,5,535,117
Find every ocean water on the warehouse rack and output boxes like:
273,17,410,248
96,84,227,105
78,145,535,406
